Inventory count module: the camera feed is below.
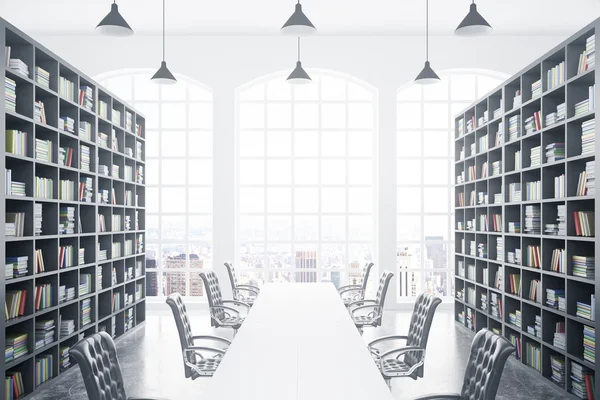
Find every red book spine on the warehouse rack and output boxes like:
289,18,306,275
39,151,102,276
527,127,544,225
18,290,26,316
585,374,595,400
574,211,581,235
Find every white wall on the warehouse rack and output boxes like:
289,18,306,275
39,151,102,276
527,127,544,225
33,33,568,305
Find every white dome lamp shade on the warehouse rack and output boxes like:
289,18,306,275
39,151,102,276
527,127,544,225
151,0,177,85
415,0,440,84
281,1,316,36
287,38,312,84
96,1,134,37
455,1,492,37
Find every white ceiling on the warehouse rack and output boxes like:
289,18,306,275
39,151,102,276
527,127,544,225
1,0,599,35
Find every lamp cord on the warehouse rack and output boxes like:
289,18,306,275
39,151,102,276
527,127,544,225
426,0,429,61
297,37,300,62
162,0,166,61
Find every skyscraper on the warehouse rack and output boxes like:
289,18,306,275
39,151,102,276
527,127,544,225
295,251,317,282
163,253,204,296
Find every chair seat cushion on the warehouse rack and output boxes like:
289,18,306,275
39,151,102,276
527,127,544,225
220,316,244,328
353,315,375,326
192,357,223,378
380,358,412,376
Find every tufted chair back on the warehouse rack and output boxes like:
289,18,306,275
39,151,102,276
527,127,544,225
360,262,375,293
223,262,238,299
166,292,198,379
70,332,127,400
460,328,515,400
373,271,394,326
200,270,225,326
404,292,442,379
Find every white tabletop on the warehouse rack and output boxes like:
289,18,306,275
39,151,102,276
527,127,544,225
202,283,395,400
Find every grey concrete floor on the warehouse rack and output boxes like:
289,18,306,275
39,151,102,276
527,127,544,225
30,307,576,400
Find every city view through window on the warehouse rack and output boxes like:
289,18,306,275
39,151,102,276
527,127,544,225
98,70,214,298
396,69,507,300
236,71,378,294
97,68,506,302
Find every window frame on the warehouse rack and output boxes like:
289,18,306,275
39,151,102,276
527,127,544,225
235,69,379,289
96,69,214,301
396,69,509,302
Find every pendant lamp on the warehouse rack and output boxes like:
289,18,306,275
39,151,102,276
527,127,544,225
287,38,312,84
281,0,316,36
96,1,134,37
151,0,177,84
455,1,492,37
414,0,440,85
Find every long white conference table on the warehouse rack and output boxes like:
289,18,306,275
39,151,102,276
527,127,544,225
202,283,395,400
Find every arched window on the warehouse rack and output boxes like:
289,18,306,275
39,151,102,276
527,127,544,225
396,69,508,300
96,70,213,299
236,70,378,290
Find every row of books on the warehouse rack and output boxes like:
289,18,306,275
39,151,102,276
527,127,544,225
79,86,94,110
59,179,76,201
525,180,541,201
573,211,595,237
571,361,594,399
583,324,595,364
59,245,74,269
80,121,92,141
545,102,566,126
36,66,50,88
6,130,27,156
35,138,55,164
553,321,565,350
35,283,53,311
574,85,596,117
5,290,26,320
527,279,541,302
508,309,521,328
529,145,541,167
35,319,55,350
6,212,25,237
58,285,75,304
524,111,541,135
554,173,565,198
59,146,74,167
5,256,27,280
59,206,76,235
35,176,53,199
35,354,53,387
5,76,16,113
577,34,596,74
524,245,541,268
59,116,74,133
81,144,91,172
546,288,566,312
5,370,25,399
5,333,27,363
34,100,46,124
81,298,92,326
524,205,540,234
586,160,595,196
35,248,45,273
576,294,595,321
59,76,75,102
545,204,566,235
573,255,595,279
508,114,520,141
5,169,26,197
525,342,541,372
549,248,566,273
547,61,565,90
546,142,564,162
581,118,596,155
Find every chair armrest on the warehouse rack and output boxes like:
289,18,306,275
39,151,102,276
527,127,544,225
410,395,461,400
339,287,363,296
350,304,380,315
368,335,408,347
237,284,260,293
379,346,426,377
234,287,259,298
338,284,361,292
184,346,227,360
192,335,232,346
210,305,242,324
222,300,251,312
347,299,378,308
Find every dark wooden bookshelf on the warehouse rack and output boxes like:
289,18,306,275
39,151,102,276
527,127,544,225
1,18,146,399
454,18,599,399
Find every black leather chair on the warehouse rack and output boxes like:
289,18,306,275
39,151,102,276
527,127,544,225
200,270,250,336
368,292,442,388
338,262,374,307
223,262,259,306
412,328,514,400
349,270,394,334
70,331,167,400
166,293,231,379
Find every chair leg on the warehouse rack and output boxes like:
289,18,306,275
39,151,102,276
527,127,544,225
385,378,391,390
358,327,363,335
233,328,238,337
